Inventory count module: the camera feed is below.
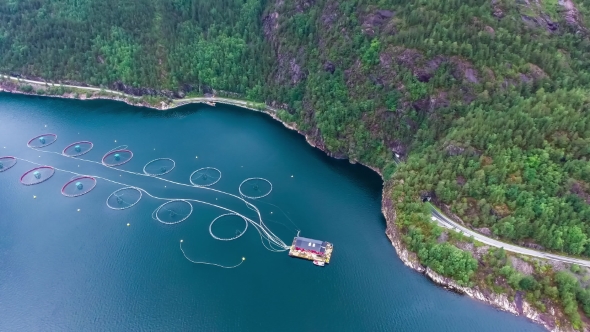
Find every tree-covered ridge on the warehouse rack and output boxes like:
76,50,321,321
0,0,269,92
400,88,590,255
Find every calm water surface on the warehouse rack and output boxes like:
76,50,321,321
0,93,541,331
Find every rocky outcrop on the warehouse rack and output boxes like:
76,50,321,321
559,0,588,34
361,9,395,36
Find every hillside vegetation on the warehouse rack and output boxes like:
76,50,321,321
2,0,590,327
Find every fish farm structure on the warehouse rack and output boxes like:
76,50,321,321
288,234,333,266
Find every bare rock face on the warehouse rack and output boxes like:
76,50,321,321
475,227,492,236
571,181,590,204
445,143,466,156
510,256,535,275
559,0,588,33
361,10,395,36
324,61,336,74
521,14,559,32
262,11,280,47
491,0,505,18
451,57,479,83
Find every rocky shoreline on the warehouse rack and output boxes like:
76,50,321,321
0,79,574,332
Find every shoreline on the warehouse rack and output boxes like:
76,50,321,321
0,77,571,332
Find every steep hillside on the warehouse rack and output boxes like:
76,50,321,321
2,0,590,328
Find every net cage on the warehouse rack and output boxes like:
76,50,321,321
62,141,94,157
61,176,97,197
189,167,221,187
102,149,133,167
209,213,249,241
153,200,193,225
143,158,176,176
27,133,58,148
107,187,143,210
20,166,55,185
0,156,17,172
239,178,273,199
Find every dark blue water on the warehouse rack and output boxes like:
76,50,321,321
0,93,541,331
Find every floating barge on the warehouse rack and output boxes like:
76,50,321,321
288,234,333,266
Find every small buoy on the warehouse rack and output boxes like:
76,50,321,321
195,156,198,159
271,212,273,214
33,195,37,199
164,186,167,188
77,209,80,212
44,124,47,127
114,140,117,143
291,175,294,178
127,223,130,226
242,257,246,261
180,239,183,243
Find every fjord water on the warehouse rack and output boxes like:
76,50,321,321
0,93,540,331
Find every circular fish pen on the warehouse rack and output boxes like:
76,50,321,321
27,133,58,148
107,187,142,210
20,166,55,185
239,178,273,199
0,156,17,172
61,176,97,197
209,213,249,241
102,149,133,167
62,141,94,157
189,167,221,187
152,200,193,225
143,158,176,176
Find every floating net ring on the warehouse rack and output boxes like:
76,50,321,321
0,156,17,172
152,200,193,225
143,158,176,176
62,141,94,157
189,167,221,187
27,133,58,148
107,187,142,210
209,213,249,241
61,176,97,197
239,178,273,199
102,149,133,167
20,166,55,185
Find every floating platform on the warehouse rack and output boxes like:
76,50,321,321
288,236,333,266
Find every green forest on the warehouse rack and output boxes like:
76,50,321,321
1,0,590,325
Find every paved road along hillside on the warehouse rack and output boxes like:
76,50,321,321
431,207,590,267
